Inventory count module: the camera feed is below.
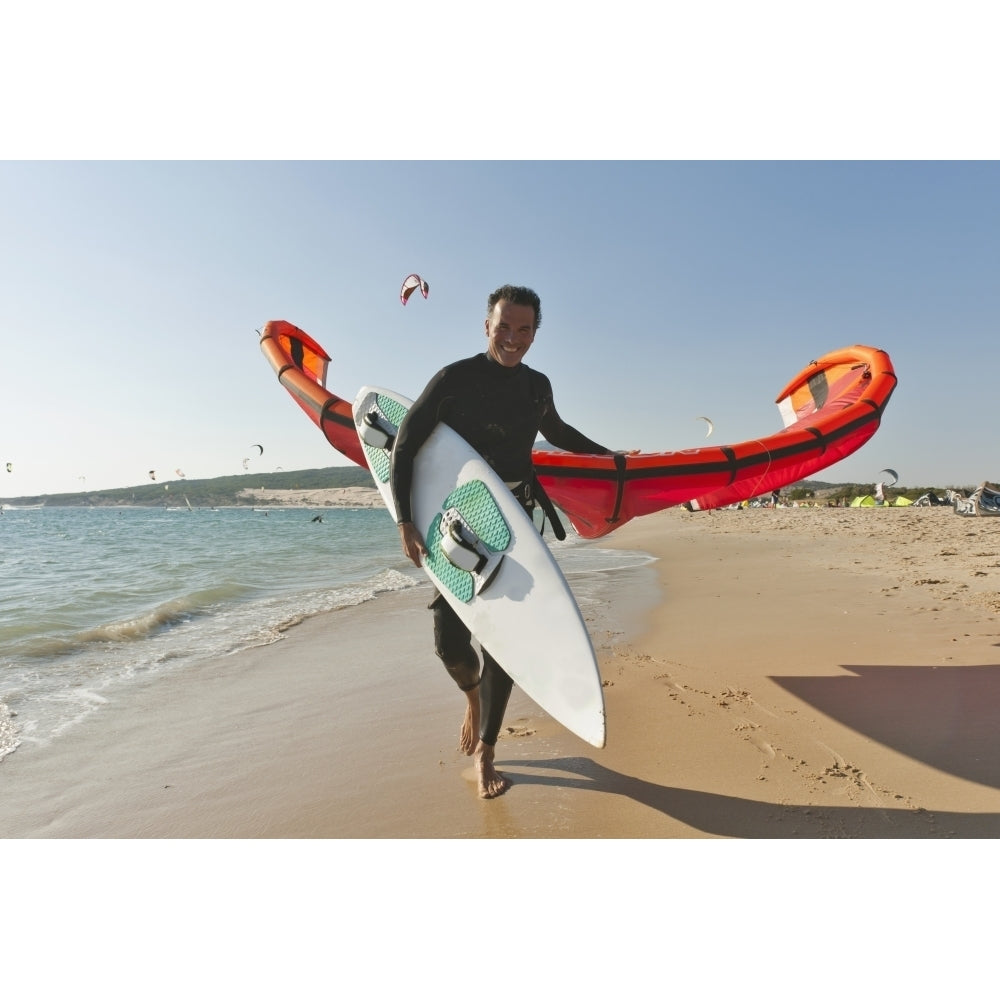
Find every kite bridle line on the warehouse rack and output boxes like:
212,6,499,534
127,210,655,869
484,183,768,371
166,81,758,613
738,439,774,505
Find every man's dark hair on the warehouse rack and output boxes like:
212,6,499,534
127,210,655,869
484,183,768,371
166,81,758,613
487,285,542,330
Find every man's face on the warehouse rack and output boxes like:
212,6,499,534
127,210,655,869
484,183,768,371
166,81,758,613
484,300,536,368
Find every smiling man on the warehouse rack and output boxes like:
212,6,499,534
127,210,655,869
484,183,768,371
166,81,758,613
390,284,611,799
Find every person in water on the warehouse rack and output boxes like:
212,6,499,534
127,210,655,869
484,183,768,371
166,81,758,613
390,284,612,798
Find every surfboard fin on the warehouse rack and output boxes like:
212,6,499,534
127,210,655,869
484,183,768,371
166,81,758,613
440,511,504,594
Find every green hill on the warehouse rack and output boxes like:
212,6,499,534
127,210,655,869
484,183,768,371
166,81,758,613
1,466,374,508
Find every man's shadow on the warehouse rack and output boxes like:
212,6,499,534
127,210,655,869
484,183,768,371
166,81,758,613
497,756,999,838
497,662,1000,837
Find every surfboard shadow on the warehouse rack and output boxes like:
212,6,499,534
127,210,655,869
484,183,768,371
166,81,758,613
770,662,1000,792
485,556,535,603
497,756,1000,838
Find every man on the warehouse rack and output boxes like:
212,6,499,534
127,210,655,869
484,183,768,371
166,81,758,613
390,285,611,799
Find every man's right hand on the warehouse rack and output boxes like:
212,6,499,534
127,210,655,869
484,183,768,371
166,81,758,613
398,521,427,568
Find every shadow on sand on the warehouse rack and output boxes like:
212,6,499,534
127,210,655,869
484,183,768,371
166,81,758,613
496,661,1000,837
496,756,999,838
772,662,1000,792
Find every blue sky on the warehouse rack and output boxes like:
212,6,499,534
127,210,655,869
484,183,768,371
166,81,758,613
2,5,998,500
2,159,997,499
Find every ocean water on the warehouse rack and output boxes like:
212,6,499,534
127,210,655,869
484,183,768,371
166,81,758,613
0,503,654,761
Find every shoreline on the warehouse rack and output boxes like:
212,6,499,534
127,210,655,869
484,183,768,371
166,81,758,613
3,505,1000,837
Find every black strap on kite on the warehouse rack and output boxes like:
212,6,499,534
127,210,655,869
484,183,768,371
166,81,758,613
606,452,628,527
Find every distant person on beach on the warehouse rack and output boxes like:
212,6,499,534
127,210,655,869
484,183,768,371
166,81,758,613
390,284,612,799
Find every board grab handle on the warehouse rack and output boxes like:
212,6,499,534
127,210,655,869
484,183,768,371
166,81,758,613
440,515,503,592
360,408,397,450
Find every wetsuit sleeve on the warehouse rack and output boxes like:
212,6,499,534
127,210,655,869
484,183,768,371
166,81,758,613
390,368,451,524
538,393,611,456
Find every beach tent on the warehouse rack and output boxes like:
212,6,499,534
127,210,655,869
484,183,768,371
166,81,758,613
850,495,876,507
892,495,913,506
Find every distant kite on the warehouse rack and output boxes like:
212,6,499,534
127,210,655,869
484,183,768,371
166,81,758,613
696,416,714,438
252,444,263,456
5,462,11,473
242,458,250,471
878,468,899,486
149,470,157,481
400,273,429,306
175,468,186,479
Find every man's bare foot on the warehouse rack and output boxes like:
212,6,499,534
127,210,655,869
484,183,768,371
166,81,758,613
474,741,511,799
459,687,481,755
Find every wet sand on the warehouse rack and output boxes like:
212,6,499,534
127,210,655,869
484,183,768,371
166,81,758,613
3,504,1000,838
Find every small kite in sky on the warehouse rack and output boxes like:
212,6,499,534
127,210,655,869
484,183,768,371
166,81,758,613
175,468,186,479
252,444,263,456
242,458,250,471
149,470,157,481
878,468,899,486
400,273,429,306
696,416,714,438
5,462,11,473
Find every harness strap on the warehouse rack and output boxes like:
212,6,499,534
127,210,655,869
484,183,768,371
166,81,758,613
507,477,566,541
530,474,566,541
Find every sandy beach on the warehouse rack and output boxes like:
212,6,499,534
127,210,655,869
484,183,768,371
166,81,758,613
239,485,385,509
3,502,1000,839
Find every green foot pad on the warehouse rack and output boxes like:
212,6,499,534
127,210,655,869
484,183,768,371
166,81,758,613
359,394,409,483
424,480,511,603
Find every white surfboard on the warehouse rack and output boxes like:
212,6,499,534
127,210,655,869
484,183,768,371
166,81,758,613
353,386,606,748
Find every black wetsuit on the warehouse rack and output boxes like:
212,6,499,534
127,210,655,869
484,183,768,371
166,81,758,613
390,352,609,747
